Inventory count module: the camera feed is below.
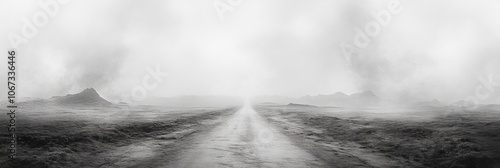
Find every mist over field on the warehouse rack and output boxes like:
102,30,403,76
2,1,500,168
0,0,499,105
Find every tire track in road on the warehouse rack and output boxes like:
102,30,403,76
169,101,324,168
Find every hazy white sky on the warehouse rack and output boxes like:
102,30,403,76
1,0,500,104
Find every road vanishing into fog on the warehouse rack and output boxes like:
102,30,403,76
169,102,324,168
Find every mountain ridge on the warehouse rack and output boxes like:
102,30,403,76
50,88,111,106
253,91,381,107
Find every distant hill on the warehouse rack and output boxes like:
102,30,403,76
51,88,111,106
450,100,476,108
142,95,243,107
449,100,500,109
253,91,381,107
299,91,381,107
412,99,443,107
477,104,500,111
251,95,295,105
287,103,317,107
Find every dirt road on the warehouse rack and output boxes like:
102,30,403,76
169,102,324,168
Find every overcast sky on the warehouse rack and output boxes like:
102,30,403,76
1,0,500,104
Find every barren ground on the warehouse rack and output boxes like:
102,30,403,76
1,103,499,168
255,104,500,168
0,105,238,168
